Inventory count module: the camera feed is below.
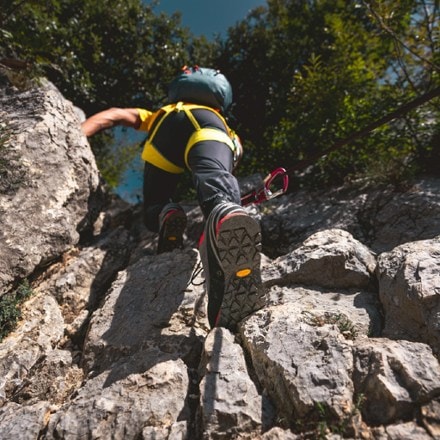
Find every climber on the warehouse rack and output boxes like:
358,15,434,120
81,66,265,331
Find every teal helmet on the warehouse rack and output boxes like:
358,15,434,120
167,66,233,114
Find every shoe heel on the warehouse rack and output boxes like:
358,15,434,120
157,208,187,254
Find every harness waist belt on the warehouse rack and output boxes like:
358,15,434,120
141,103,238,174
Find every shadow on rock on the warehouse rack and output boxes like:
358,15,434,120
81,248,208,388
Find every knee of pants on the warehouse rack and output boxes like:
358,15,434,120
193,169,240,204
188,141,241,217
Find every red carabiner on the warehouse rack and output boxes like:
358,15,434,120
263,167,289,200
241,167,289,206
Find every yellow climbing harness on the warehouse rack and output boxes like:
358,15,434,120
139,102,242,174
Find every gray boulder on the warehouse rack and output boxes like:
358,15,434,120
377,236,440,353
0,80,103,294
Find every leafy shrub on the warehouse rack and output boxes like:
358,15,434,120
0,280,33,342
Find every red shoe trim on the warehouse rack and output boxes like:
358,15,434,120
215,212,246,238
163,209,179,222
198,231,205,248
214,311,221,327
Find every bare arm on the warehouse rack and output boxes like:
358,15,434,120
81,107,142,137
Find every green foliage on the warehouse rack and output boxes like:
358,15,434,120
217,1,329,158
90,129,144,189
302,311,358,340
1,0,438,192
1,0,188,112
0,280,33,342
310,393,365,438
218,0,439,187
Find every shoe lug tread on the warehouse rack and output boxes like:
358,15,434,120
214,215,265,331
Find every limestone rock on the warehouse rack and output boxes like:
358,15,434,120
263,229,377,290
421,398,440,438
240,304,355,424
0,81,103,294
82,248,208,376
35,226,133,336
384,421,432,439
47,358,190,439
353,338,440,425
198,328,272,439
0,401,53,439
366,179,440,253
265,285,381,339
261,427,299,439
261,179,440,257
10,349,83,406
0,292,64,405
377,236,440,353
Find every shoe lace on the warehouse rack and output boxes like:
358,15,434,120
188,259,205,286
188,202,245,288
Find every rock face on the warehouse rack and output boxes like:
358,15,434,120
1,80,440,439
377,238,440,351
0,80,103,294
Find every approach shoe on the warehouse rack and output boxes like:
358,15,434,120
157,203,187,254
199,202,266,331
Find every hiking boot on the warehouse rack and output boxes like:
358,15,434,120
199,202,266,331
157,203,187,254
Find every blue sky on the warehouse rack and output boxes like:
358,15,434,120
148,0,267,38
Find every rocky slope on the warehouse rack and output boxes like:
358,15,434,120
0,80,440,439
